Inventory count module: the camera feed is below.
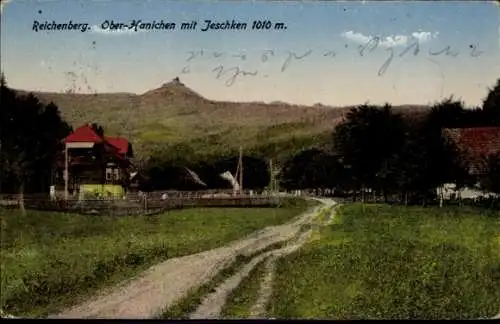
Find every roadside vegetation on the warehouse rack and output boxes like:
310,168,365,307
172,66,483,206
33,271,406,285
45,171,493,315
268,203,500,319
0,199,311,317
220,258,269,319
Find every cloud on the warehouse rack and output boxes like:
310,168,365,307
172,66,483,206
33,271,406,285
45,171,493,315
340,31,371,44
90,24,144,36
411,31,439,42
341,30,438,48
381,35,409,47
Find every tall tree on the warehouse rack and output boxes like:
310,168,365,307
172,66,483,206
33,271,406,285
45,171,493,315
426,97,465,129
0,75,17,193
332,104,406,201
482,78,500,124
479,152,500,195
279,148,326,190
394,99,468,205
0,79,71,210
424,98,468,185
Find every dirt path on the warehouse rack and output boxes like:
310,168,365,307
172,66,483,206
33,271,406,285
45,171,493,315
51,198,334,319
189,252,270,319
248,201,338,319
189,199,337,319
189,225,320,319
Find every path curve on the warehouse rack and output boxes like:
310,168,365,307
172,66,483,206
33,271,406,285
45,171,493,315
188,198,337,319
249,200,338,319
50,197,333,319
188,226,321,319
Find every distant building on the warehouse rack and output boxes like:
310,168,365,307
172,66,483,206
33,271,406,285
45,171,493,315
443,127,500,177
440,127,500,200
52,123,143,198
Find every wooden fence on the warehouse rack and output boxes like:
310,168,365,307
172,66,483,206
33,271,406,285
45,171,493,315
0,190,303,216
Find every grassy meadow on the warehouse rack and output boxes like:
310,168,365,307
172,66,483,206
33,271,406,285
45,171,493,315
0,198,312,317
268,203,500,320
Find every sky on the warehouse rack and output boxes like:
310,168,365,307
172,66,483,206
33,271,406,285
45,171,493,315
1,0,499,107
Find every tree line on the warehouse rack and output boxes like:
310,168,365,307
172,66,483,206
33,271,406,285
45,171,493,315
1,72,500,205
0,75,72,197
142,154,271,191
280,78,500,205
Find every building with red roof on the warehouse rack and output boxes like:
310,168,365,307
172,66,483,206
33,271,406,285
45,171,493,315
53,123,141,198
105,136,133,156
443,127,500,176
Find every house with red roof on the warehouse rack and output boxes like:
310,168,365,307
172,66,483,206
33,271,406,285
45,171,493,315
53,123,141,198
443,127,500,176
440,127,500,200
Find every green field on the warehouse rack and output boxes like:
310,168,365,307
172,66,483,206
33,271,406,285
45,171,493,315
268,203,500,320
0,199,311,317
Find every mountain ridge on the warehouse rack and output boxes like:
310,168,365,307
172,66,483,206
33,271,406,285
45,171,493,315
14,77,430,110
13,78,431,161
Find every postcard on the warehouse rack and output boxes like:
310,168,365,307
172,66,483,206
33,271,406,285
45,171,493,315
1,0,499,320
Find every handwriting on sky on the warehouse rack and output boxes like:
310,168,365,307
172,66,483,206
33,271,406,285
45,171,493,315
183,38,484,87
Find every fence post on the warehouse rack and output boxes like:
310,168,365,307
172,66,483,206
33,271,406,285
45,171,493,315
144,193,148,213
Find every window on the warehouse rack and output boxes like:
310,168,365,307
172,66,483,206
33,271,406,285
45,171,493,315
106,169,112,181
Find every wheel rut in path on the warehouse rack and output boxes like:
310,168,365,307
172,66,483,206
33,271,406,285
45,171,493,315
188,198,336,319
247,256,276,318
51,198,334,319
249,201,338,319
188,226,318,319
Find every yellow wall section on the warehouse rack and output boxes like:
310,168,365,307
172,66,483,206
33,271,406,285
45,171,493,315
80,184,124,197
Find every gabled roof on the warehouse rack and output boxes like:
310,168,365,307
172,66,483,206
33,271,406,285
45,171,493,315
64,124,130,155
62,123,134,169
443,127,500,174
105,136,130,155
64,124,103,144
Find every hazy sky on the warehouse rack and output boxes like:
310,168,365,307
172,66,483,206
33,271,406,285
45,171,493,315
1,0,499,107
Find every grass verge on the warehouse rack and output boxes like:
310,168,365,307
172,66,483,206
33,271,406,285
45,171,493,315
220,258,269,319
268,203,500,320
1,198,311,317
160,241,285,319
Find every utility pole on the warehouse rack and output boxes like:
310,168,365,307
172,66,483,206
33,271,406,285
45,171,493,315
233,146,244,195
269,159,275,192
234,156,240,196
238,146,243,194
64,144,69,201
